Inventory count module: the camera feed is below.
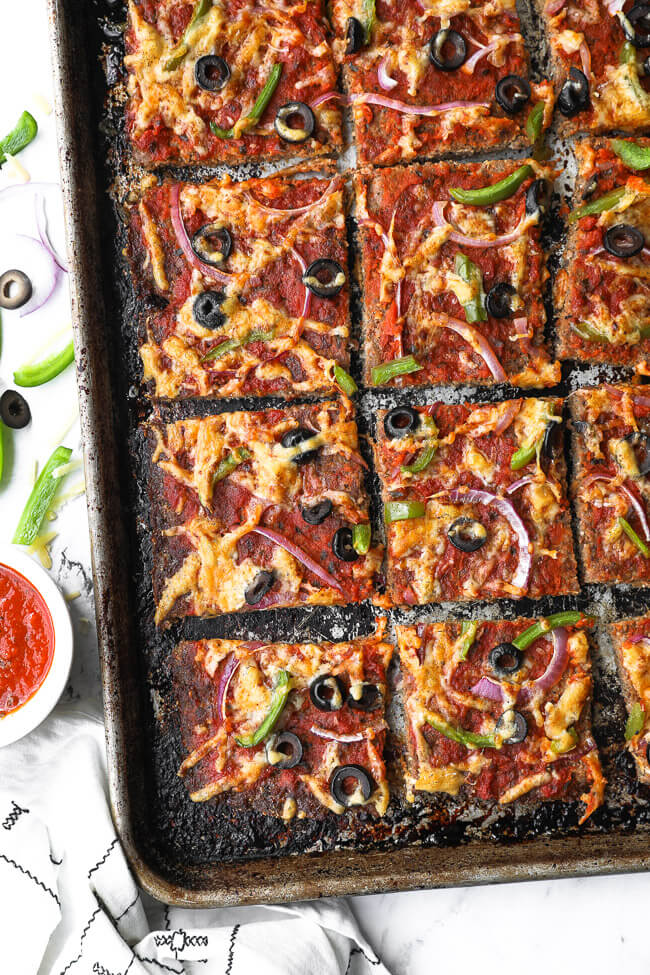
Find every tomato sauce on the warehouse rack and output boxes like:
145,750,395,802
0,564,55,717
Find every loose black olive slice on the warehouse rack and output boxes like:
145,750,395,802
604,223,645,258
329,764,373,807
429,29,467,70
623,4,650,47
0,269,32,310
191,223,232,267
345,16,365,53
448,517,487,553
495,708,528,745
557,67,589,117
0,390,31,429
495,74,531,115
195,55,231,91
274,102,315,143
348,682,382,711
266,732,303,769
542,418,562,458
310,674,345,711
301,498,333,525
624,432,650,475
486,282,516,319
193,290,226,329
332,526,358,562
525,178,552,216
489,643,523,678
383,406,420,439
244,570,275,605
281,426,320,464
302,258,346,298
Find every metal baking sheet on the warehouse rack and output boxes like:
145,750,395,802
48,0,650,906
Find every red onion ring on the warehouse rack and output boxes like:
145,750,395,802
169,183,233,284
378,55,398,91
310,725,366,743
0,181,59,203
433,201,530,249
35,194,68,272
291,246,312,319
350,92,489,116
247,526,343,592
245,178,337,216
518,627,569,704
493,400,521,435
436,315,507,382
470,676,505,702
462,36,520,75
506,475,536,495
12,234,61,318
216,653,240,722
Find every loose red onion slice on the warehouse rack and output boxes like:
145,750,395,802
437,315,507,382
518,627,568,705
350,92,490,116
310,725,366,743
170,183,233,284
245,178,337,216
12,234,61,318
291,246,312,319
470,676,504,702
378,55,398,91
506,475,535,495
493,399,521,435
247,526,343,591
216,653,240,722
446,488,532,591
433,201,530,249
35,194,68,272
580,474,650,541
0,181,59,203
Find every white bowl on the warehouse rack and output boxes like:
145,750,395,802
0,544,73,747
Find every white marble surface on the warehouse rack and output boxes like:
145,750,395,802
3,2,650,971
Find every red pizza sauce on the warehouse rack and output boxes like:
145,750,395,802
0,564,55,717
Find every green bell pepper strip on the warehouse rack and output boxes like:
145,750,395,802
384,500,426,523
459,621,478,660
13,339,75,388
568,186,627,223
211,63,282,138
334,365,358,396
13,445,72,545
526,103,545,144
618,41,648,102
371,355,421,386
164,0,212,71
0,111,38,167
201,329,274,362
625,701,645,740
427,715,495,749
449,164,533,207
400,443,436,475
454,253,487,323
510,429,546,470
619,515,650,557
571,320,609,344
620,40,636,65
213,447,251,484
352,523,371,555
611,137,650,171
362,0,376,41
550,727,579,754
512,611,590,651
236,670,291,747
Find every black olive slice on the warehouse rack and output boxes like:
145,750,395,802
193,290,226,329
345,16,365,53
542,418,562,458
281,426,320,464
644,54,650,75
191,223,232,267
604,223,645,258
347,682,382,711
0,269,32,310
302,258,346,298
332,526,358,562
448,517,487,553
244,570,275,605
495,74,531,115
0,390,31,429
383,406,420,439
301,498,333,525
429,29,467,70
486,282,516,319
195,55,231,91
646,740,650,764
623,4,650,47
495,708,528,745
329,764,373,807
310,674,345,711
274,102,315,143
557,67,589,117
624,432,650,475
266,732,303,769
525,178,552,216
489,643,523,678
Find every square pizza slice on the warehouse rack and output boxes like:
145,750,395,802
145,400,382,623
124,0,342,167
397,615,604,823
330,0,554,165
610,615,650,785
556,139,650,370
541,0,650,136
571,384,650,585
374,397,578,605
128,172,352,399
355,160,560,389
173,630,392,818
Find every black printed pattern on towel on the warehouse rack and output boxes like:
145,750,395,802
0,851,60,906
225,924,240,975
2,801,29,830
88,838,118,879
153,930,209,959
92,963,120,975
345,946,382,975
59,907,101,975
134,954,185,974
115,892,140,923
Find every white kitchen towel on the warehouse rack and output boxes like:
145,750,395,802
0,706,391,975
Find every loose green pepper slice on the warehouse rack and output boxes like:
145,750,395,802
611,137,650,172
427,715,495,749
619,515,650,557
334,364,358,396
201,329,274,362
454,253,487,323
568,186,627,223
14,339,75,388
352,523,371,555
384,500,426,523
459,621,478,660
164,0,212,71
449,164,533,207
0,111,38,167
571,320,609,344
211,63,282,138
13,445,72,545
401,443,436,475
213,447,251,485
371,355,422,386
512,611,590,651
236,670,291,747
625,701,645,740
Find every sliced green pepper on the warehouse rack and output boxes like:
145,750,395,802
236,670,291,747
334,364,358,396
13,445,72,545
0,111,38,167
512,611,590,651
201,329,274,362
526,103,545,144
618,42,649,103
362,0,376,42
211,63,282,138
449,164,533,207
352,523,371,555
454,253,487,323
571,320,609,344
427,715,494,749
213,447,251,485
611,137,650,172
401,443,436,475
384,500,426,524
14,338,75,388
510,436,542,471
568,186,627,223
550,727,579,754
459,621,478,660
164,0,212,71
625,701,645,740
371,355,421,386
620,40,637,65
619,515,650,557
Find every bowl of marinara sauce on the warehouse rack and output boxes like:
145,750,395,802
0,545,73,747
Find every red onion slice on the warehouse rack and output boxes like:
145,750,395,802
247,526,343,592
470,676,505,702
350,92,489,116
291,246,311,319
216,653,240,722
580,474,650,541
493,399,521,435
11,234,61,318
170,183,233,284
463,41,498,74
506,475,536,495
513,317,529,335
34,194,68,272
311,91,342,109
628,634,650,646
378,55,398,91
446,488,532,591
545,0,566,12
433,200,530,249
0,181,59,203
633,395,650,410
518,627,568,704
437,315,507,382
580,41,592,77
245,178,337,216
310,725,366,743
605,0,626,13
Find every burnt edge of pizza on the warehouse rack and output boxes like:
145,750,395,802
609,615,650,786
